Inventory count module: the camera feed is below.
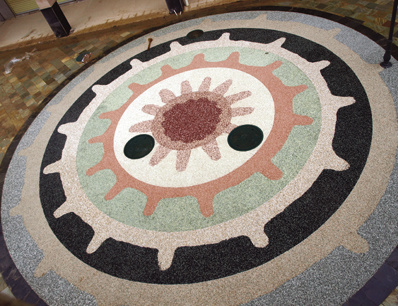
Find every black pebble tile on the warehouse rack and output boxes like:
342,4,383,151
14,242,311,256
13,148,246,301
373,264,398,290
347,290,377,306
362,277,392,304
386,247,398,270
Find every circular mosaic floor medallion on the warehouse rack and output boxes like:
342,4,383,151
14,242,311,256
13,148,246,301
1,11,398,306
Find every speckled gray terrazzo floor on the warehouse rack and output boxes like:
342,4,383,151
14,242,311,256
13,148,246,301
1,11,397,305
1,68,98,305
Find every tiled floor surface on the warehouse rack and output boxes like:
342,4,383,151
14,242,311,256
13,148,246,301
0,0,397,304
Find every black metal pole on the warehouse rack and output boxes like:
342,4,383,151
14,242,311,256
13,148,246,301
380,0,398,68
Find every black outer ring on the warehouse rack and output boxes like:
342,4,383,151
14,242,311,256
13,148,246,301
39,28,372,284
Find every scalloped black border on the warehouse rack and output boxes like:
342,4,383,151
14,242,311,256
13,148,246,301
39,27,372,284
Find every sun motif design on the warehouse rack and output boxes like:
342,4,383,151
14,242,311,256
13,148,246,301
129,77,253,172
86,51,313,217
38,33,355,271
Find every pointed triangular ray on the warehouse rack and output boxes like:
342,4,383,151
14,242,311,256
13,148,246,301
202,140,221,160
213,79,232,95
129,120,152,133
176,150,191,172
150,146,172,166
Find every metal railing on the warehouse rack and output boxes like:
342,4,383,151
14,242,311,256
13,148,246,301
380,0,398,68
